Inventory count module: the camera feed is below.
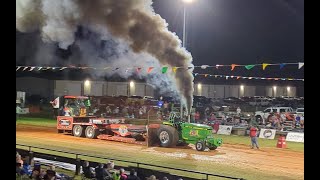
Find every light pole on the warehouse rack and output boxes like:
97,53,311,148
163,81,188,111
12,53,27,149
181,0,195,123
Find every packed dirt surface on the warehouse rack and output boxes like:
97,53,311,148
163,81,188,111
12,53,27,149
16,124,304,180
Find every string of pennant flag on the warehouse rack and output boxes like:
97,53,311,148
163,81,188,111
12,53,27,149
197,62,304,70
16,62,304,72
193,73,304,81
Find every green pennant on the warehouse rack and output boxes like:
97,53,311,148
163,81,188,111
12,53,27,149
162,67,168,73
245,65,255,70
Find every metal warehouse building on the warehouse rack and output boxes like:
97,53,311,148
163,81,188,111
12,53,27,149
16,77,301,99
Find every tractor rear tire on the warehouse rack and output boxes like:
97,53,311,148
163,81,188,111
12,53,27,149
73,125,84,137
196,141,206,151
208,145,217,150
85,126,99,139
157,125,179,148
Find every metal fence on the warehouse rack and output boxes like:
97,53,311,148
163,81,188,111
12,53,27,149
16,144,244,180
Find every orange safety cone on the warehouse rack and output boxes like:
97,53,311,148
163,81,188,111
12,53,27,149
277,136,287,148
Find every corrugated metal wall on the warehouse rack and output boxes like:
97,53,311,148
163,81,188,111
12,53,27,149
16,77,299,98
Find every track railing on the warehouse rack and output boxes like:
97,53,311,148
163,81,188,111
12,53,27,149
16,143,244,180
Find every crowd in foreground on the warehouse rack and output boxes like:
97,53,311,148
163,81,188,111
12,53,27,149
81,160,183,180
16,151,183,180
16,151,72,180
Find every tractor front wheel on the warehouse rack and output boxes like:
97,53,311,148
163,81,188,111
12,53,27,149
195,141,206,151
157,125,179,148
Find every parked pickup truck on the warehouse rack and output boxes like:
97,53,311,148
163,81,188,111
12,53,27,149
255,107,294,124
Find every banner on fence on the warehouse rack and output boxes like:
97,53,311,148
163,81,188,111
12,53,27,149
217,125,233,135
19,108,29,114
286,132,304,143
258,129,276,139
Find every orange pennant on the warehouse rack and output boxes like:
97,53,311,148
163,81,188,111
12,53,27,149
231,64,237,71
147,67,154,73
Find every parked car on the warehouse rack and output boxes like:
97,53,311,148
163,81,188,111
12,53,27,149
249,98,270,106
295,108,304,116
255,107,294,124
223,97,243,104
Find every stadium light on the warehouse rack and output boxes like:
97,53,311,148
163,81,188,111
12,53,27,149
84,80,90,87
130,81,135,88
182,0,194,3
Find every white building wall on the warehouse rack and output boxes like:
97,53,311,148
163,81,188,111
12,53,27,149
244,86,256,97
230,85,239,97
52,79,301,98
54,80,82,96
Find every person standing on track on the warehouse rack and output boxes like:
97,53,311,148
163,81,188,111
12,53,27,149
249,125,259,149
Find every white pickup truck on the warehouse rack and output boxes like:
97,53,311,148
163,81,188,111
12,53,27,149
255,107,294,124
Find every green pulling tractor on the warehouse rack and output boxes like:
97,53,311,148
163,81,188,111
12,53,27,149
154,112,222,151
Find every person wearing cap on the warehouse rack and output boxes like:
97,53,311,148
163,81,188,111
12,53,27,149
249,125,259,149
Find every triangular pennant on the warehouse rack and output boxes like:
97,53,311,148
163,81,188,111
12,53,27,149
60,67,67,71
136,67,142,73
245,65,255,70
29,67,35,71
262,63,269,70
201,65,209,69
280,63,285,69
204,74,208,77
147,67,154,73
22,67,28,71
16,66,21,71
172,67,177,73
231,64,237,71
298,62,304,69
162,67,168,74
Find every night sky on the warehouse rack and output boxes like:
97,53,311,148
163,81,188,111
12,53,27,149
16,0,304,80
153,0,304,65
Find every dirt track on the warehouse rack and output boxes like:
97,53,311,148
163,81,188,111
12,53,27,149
16,124,304,180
